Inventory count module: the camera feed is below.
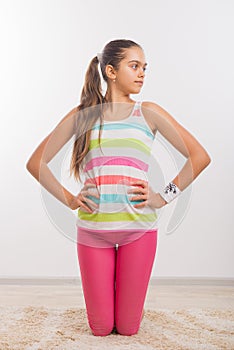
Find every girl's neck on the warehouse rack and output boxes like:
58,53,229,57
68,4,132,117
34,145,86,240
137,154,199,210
101,100,136,120
104,92,134,105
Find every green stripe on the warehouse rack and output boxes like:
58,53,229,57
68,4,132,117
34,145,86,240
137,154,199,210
78,210,157,222
89,138,151,155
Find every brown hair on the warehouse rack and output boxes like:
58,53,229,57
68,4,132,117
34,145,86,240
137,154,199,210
70,39,142,182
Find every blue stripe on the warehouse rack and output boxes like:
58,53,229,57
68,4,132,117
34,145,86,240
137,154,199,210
87,194,144,205
93,122,154,140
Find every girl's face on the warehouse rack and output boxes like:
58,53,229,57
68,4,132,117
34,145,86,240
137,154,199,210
112,47,147,95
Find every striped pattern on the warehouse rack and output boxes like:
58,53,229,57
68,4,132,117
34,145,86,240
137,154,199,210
77,101,158,233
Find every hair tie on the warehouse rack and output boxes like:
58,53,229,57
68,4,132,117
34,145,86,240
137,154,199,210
97,52,102,63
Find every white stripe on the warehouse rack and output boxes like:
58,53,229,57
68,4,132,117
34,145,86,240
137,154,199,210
94,117,155,138
85,166,148,182
84,146,150,165
98,183,147,194
76,218,158,231
91,128,153,145
98,202,157,214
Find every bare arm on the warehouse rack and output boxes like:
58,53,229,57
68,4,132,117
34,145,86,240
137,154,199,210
129,101,211,210
143,101,211,192
26,107,78,208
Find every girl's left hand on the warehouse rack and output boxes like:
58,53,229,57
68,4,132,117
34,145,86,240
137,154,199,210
127,180,167,209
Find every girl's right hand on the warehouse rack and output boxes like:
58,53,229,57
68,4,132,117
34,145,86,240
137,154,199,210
69,183,100,213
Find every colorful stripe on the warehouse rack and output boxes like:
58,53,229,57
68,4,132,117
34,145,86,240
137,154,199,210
78,210,157,222
89,138,151,155
86,193,144,205
92,122,155,139
84,156,148,172
76,101,158,232
84,174,149,187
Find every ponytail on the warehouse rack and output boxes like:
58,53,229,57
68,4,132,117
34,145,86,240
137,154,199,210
70,39,142,182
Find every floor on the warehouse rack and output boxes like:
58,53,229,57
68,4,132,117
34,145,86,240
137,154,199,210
0,284,233,310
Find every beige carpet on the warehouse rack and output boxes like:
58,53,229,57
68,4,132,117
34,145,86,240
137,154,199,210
0,306,233,350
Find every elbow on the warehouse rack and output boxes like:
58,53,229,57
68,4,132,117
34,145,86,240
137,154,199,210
202,150,212,168
190,149,211,173
26,158,33,173
26,157,36,174
26,157,40,180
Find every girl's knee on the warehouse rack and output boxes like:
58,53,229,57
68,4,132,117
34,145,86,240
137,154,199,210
91,328,113,336
90,322,114,336
116,323,140,336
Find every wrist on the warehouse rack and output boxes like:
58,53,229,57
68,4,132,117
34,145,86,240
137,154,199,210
159,182,181,204
150,192,167,209
63,189,76,209
157,193,167,207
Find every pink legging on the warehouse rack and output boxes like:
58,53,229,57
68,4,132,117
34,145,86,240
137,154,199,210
77,229,158,336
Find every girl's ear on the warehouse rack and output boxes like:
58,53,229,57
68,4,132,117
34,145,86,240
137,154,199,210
105,64,116,81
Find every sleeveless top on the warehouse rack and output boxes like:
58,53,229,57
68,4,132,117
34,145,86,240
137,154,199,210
76,100,158,234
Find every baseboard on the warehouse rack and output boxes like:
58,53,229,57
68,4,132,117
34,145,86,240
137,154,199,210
0,277,233,286
149,277,234,286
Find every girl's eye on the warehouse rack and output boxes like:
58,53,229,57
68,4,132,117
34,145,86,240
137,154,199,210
132,64,147,71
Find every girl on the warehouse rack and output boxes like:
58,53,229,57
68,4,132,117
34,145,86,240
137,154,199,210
26,39,211,336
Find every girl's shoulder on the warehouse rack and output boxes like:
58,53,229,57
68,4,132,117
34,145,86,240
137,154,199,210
141,100,163,112
140,101,162,135
140,100,180,135
141,100,174,121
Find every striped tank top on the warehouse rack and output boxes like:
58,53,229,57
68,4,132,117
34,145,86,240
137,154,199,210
76,100,158,236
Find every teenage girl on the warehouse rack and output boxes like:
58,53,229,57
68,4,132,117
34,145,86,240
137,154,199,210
26,39,211,336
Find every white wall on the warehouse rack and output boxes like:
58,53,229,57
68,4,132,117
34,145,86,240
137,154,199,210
0,0,233,279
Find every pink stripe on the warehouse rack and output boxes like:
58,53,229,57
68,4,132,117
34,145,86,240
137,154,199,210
77,227,158,234
85,175,147,186
132,108,141,117
84,156,148,172
77,226,158,248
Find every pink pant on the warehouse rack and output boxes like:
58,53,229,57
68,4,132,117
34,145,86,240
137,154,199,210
77,229,158,336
